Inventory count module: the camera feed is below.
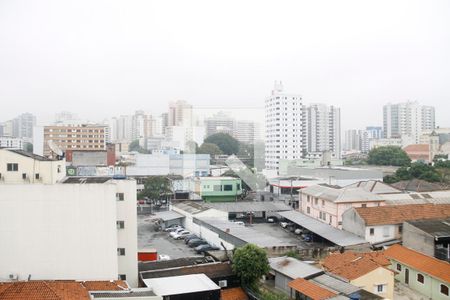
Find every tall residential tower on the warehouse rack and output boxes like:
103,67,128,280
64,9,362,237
265,82,305,170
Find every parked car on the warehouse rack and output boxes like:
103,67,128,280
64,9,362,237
280,222,288,228
158,254,171,261
137,199,145,205
172,230,191,240
169,228,185,237
195,244,220,254
302,234,312,242
231,220,245,226
184,234,199,243
188,238,208,248
164,224,181,232
294,228,302,235
267,216,279,223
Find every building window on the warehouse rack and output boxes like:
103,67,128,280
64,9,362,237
398,225,403,234
314,198,318,205
7,163,18,172
224,184,233,191
370,228,375,236
213,185,222,192
322,200,325,206
116,221,125,229
35,173,40,180
118,274,127,280
237,184,241,190
361,203,367,208
383,226,390,237
307,207,310,214
116,193,124,201
375,284,385,293
57,165,61,173
441,284,449,296
396,264,402,271
417,273,424,284
117,248,126,256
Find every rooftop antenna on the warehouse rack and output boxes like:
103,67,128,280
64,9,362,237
48,140,64,159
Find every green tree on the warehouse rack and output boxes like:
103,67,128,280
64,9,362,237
24,142,33,153
197,143,223,157
137,176,172,200
383,175,399,184
232,244,270,286
367,146,411,166
204,133,240,155
129,139,148,154
260,290,290,300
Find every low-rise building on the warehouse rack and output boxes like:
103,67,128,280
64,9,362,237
385,244,450,300
342,204,450,246
0,148,65,184
268,256,323,294
142,274,220,300
403,144,432,163
403,218,450,262
191,177,243,202
300,185,385,229
321,251,395,299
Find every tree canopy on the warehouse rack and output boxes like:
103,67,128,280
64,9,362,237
232,243,270,286
204,133,240,155
137,176,172,200
383,162,442,183
367,146,411,166
129,139,149,154
197,142,223,157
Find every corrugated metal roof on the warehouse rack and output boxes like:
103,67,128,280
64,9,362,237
406,218,450,238
269,256,323,279
198,218,297,248
300,185,384,203
147,211,184,222
278,211,368,247
143,274,220,296
204,201,292,213
311,274,360,295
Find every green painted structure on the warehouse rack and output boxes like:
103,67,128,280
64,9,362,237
389,259,450,300
194,177,242,202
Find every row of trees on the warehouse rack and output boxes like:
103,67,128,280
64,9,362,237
365,146,450,184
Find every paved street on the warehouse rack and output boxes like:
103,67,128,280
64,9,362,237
137,214,200,259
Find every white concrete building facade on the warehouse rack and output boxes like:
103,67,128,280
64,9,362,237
265,82,305,170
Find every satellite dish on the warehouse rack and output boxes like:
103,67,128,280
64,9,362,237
48,140,63,157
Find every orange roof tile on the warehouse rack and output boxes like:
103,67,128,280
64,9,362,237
385,244,450,283
288,278,336,300
321,250,392,280
220,287,249,300
0,280,129,300
354,204,450,225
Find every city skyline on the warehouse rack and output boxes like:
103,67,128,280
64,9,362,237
1,0,449,129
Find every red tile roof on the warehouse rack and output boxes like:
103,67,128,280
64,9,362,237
0,280,129,300
385,244,450,283
403,144,430,161
220,287,248,300
354,204,450,225
288,278,336,300
321,250,392,280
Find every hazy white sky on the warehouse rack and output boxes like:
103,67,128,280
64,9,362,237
0,0,449,130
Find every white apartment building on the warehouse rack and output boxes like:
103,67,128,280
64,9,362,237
0,137,24,150
0,149,138,287
265,82,305,170
305,104,341,158
12,112,36,141
383,101,435,144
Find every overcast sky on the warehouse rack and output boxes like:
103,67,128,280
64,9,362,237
0,0,449,129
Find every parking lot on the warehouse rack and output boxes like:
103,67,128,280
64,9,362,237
249,222,325,249
138,214,200,259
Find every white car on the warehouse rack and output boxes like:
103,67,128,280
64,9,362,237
172,230,191,240
169,228,185,237
280,222,288,228
158,254,171,261
232,220,245,226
